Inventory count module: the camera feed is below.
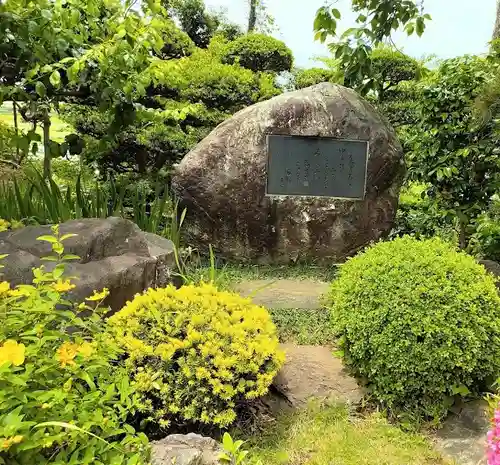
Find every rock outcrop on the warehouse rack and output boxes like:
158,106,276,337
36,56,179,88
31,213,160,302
173,83,404,264
151,433,221,465
0,217,175,311
264,344,363,414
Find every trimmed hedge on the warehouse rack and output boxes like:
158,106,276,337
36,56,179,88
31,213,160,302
328,236,500,422
222,33,293,74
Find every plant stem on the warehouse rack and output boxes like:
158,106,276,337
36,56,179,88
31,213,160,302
42,109,51,179
12,100,20,163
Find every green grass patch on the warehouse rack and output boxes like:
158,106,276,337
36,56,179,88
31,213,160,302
244,403,449,465
185,262,339,288
269,307,334,345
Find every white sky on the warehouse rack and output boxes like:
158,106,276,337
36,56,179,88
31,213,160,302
205,0,498,68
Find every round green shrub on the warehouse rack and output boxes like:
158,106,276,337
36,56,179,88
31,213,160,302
294,67,337,89
107,284,284,429
222,33,293,74
328,236,500,422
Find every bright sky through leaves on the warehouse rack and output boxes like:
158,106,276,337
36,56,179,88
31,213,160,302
206,0,497,67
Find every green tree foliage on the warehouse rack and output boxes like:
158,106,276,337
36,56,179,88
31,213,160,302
222,34,293,73
164,0,243,47
292,67,339,90
65,30,283,178
313,1,430,94
0,0,172,177
369,46,421,101
165,0,222,48
408,55,500,248
328,236,500,424
159,20,196,58
366,46,425,160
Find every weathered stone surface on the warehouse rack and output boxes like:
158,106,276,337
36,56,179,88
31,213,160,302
172,83,404,264
0,218,175,311
480,259,500,289
435,400,489,465
233,278,329,309
151,433,221,465
265,344,363,413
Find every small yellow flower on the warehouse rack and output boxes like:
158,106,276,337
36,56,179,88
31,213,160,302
0,281,10,295
8,288,29,298
41,403,50,409
85,288,110,302
0,340,25,366
0,435,23,450
56,342,78,368
78,342,93,358
0,219,10,232
52,279,75,293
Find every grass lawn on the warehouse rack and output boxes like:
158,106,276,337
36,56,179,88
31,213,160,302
268,307,334,345
244,403,450,465
0,102,73,143
219,262,339,283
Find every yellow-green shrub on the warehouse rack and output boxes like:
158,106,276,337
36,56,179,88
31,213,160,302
0,226,149,464
107,284,284,428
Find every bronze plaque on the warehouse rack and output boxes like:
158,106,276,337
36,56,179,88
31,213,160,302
266,135,368,199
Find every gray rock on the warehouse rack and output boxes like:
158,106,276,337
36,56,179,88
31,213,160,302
0,218,175,312
151,433,221,465
435,400,489,465
172,83,404,264
264,344,363,414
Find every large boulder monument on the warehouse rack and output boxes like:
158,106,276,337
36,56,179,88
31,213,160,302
172,83,404,264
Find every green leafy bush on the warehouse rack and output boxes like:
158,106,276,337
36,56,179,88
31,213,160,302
0,123,16,161
107,284,284,429
222,34,293,74
171,56,270,111
293,68,338,89
328,236,500,422
390,183,456,242
469,197,500,261
407,55,500,247
0,226,149,464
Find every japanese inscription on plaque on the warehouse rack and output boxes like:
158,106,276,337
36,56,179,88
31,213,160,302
266,135,368,199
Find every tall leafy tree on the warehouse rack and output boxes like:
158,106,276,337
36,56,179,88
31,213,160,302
313,1,430,94
0,0,170,177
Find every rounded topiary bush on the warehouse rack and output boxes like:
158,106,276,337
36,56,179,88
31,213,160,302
222,33,293,73
328,236,500,422
294,67,337,89
107,284,284,428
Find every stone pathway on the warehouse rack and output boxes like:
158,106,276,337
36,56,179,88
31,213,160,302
232,278,329,309
233,277,490,465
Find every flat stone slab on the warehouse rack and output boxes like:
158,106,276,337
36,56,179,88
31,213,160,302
232,279,329,309
264,344,363,414
434,400,489,465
